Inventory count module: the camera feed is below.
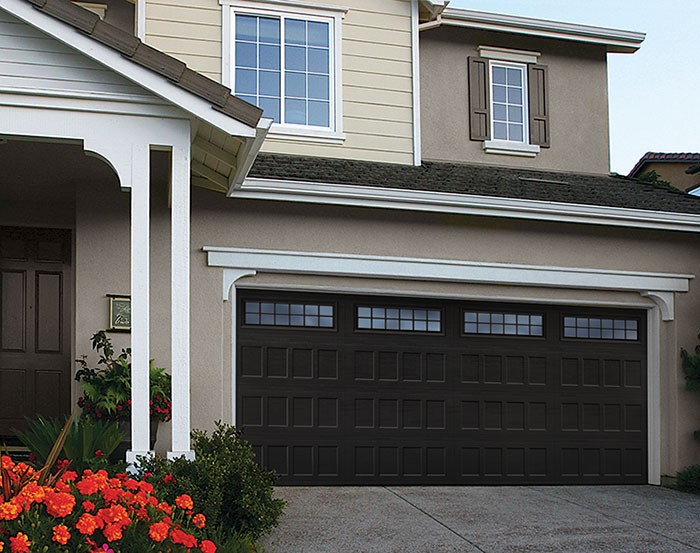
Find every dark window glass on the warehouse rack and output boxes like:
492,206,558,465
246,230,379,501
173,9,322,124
464,311,543,337
357,306,441,333
563,316,638,341
245,301,333,328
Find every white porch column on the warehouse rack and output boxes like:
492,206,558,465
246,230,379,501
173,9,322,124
168,144,195,460
126,144,152,466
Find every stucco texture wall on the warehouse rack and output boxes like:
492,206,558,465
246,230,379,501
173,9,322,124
73,182,700,476
420,26,611,174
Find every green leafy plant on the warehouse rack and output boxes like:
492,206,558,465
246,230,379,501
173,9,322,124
681,339,700,440
75,331,172,423
677,464,700,494
138,422,285,542
14,415,125,473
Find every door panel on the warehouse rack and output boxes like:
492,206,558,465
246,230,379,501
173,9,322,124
0,227,72,436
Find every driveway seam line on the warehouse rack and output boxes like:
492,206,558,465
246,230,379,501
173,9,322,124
383,487,489,553
527,486,700,551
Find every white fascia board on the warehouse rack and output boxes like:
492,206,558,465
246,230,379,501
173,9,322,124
1,0,257,138
236,178,700,234
228,117,273,192
203,246,692,293
441,8,645,53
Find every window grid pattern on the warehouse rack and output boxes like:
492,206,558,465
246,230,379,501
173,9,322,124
245,301,334,328
464,312,543,337
357,307,442,333
491,63,525,142
563,317,638,341
234,14,331,128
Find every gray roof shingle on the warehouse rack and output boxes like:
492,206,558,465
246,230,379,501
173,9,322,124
249,154,700,215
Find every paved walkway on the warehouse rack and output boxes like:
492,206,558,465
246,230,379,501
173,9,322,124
261,486,700,553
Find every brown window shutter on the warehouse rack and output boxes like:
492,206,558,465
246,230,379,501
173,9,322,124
468,56,490,141
528,64,550,148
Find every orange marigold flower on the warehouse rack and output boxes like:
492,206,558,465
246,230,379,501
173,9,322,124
1,455,14,470
192,513,206,529
76,478,99,496
175,494,194,511
137,481,154,494
101,487,121,503
44,490,76,518
9,532,31,553
82,500,96,513
0,539,4,551
52,524,71,545
103,523,124,542
149,520,170,542
170,528,198,548
157,502,172,515
75,513,104,535
0,502,21,521
200,540,217,553
62,470,78,482
97,505,130,527
123,479,139,492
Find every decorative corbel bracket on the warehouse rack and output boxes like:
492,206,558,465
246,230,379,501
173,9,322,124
641,291,674,321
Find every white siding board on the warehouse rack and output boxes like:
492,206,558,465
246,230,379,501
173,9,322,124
0,12,156,100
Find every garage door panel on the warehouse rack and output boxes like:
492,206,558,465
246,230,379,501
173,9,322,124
238,291,647,485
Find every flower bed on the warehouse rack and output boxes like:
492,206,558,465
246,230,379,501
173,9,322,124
0,456,217,552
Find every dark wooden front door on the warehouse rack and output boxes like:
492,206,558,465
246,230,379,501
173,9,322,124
238,290,647,485
0,227,72,437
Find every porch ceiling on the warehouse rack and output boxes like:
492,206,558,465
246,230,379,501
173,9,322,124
191,125,244,194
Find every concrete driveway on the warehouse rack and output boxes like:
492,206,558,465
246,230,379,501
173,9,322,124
262,486,700,553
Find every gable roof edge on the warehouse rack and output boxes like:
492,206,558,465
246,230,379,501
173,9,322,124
3,0,260,137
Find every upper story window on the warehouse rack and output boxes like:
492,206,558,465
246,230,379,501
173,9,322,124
468,46,549,157
222,1,345,143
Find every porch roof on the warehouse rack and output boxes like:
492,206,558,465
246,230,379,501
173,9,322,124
22,0,262,129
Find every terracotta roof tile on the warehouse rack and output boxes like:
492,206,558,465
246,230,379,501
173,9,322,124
629,152,700,177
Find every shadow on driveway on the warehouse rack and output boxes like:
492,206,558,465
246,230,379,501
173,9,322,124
262,486,700,553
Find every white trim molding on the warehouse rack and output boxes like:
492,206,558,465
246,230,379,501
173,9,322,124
235,177,700,234
441,8,645,53
204,247,692,300
483,139,540,157
411,0,422,166
220,0,345,139
478,45,540,64
205,246,690,485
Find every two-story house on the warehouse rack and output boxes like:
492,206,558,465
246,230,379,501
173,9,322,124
2,0,700,487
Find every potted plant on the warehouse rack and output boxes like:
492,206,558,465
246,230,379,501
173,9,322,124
75,331,172,458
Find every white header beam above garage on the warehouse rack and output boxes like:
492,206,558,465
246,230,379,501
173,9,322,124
204,247,692,322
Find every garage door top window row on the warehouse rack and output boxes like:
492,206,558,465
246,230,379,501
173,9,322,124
244,300,639,341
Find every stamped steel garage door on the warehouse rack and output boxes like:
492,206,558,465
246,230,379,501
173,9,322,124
237,290,647,485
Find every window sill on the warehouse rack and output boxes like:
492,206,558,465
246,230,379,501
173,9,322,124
269,124,346,145
483,140,540,158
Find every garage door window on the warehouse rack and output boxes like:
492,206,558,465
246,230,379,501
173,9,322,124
563,316,638,340
356,306,442,332
464,311,543,336
244,301,334,328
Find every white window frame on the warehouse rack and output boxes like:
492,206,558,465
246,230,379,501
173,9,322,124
479,45,541,158
221,0,346,144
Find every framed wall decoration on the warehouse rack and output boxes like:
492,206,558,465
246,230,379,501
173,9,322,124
107,294,131,332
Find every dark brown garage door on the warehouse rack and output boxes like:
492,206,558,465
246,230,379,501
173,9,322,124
237,290,647,485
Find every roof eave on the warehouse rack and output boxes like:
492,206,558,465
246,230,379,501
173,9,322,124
440,8,645,53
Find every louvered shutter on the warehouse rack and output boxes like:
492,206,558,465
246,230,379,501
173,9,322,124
528,64,550,148
468,56,490,141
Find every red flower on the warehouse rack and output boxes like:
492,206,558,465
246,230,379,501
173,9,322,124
170,528,198,548
200,540,217,553
192,513,206,529
149,520,170,542
175,494,194,511
163,473,176,484
9,533,31,553
43,490,76,518
94,450,105,459
52,524,71,545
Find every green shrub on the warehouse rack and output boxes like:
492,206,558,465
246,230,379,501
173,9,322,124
138,422,285,541
677,464,700,494
14,414,126,473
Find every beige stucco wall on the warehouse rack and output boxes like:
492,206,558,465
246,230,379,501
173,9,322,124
72,180,700,477
420,26,611,174
145,0,416,164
